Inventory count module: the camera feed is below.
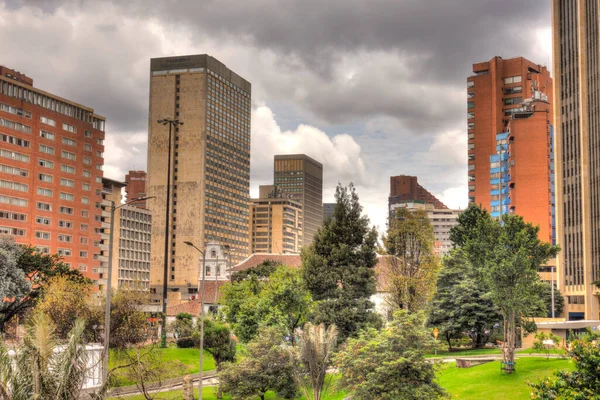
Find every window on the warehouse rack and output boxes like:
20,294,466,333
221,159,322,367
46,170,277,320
38,159,54,168
0,180,28,192
59,206,74,215
61,150,76,160
82,183,90,191
0,149,29,162
60,192,74,201
96,151,103,158
84,130,92,138
37,246,50,254
97,138,104,145
467,81,475,88
468,143,475,150
60,178,75,187
468,164,475,171
1,195,27,207
62,137,76,146
467,102,474,109
467,112,474,119
39,144,54,155
36,216,51,225
81,210,89,218
0,226,25,236
504,76,522,84
40,130,55,140
1,133,30,147
79,250,88,257
504,86,522,95
37,202,52,211
57,234,72,243
0,211,26,221
40,116,56,126
58,220,73,228
83,170,91,178
0,102,31,118
81,197,90,205
80,223,88,231
61,164,75,174
504,97,523,105
467,92,474,99
468,122,475,129
35,231,50,240
96,164,103,171
83,157,91,165
78,265,88,272
62,123,76,133
0,118,31,133
80,237,89,244
0,164,28,177
57,248,72,256
84,143,92,152
37,188,53,197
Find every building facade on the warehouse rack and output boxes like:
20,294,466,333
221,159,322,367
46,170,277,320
125,170,148,208
467,57,553,208
147,54,251,302
388,175,447,222
552,0,600,320
274,154,323,246
249,185,303,254
0,65,106,285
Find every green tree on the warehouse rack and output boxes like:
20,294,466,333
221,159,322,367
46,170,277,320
203,319,236,372
530,331,562,360
107,289,151,350
530,332,600,399
302,183,380,342
169,312,195,341
0,236,30,316
231,260,281,283
534,282,564,317
219,326,296,400
382,208,441,312
336,311,447,400
427,249,500,348
458,208,559,366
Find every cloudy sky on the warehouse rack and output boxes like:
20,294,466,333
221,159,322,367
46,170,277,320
0,0,552,232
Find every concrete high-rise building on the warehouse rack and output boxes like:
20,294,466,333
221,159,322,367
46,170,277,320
147,54,251,302
552,1,600,320
125,170,148,208
467,57,553,208
249,185,303,254
101,178,152,291
388,175,447,222
323,202,335,221
0,65,106,285
274,154,323,246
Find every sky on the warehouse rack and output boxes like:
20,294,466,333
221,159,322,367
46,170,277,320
0,0,553,233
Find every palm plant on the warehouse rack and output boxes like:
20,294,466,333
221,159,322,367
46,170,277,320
0,313,102,400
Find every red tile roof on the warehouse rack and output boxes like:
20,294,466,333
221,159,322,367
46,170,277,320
165,280,229,316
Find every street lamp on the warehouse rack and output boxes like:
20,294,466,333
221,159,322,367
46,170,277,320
157,118,184,348
184,241,207,400
102,195,155,387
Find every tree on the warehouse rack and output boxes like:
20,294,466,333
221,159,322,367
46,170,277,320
292,323,338,400
0,236,30,328
36,276,99,340
458,209,559,367
336,311,447,400
0,312,104,400
534,282,564,317
221,278,261,342
530,331,562,360
0,243,90,333
219,326,296,400
382,208,441,312
427,249,500,348
231,260,281,283
203,319,236,372
302,183,380,343
107,289,151,350
530,332,600,399
169,312,194,341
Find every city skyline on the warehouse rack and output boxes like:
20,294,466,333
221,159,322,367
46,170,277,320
0,0,553,232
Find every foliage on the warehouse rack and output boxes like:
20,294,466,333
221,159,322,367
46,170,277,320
530,332,562,360
202,319,236,371
36,276,100,340
302,183,380,343
0,312,104,400
530,332,600,399
534,282,564,317
336,311,447,400
219,326,296,400
0,236,29,304
452,205,559,365
231,260,281,284
427,249,500,348
0,242,90,333
221,279,261,342
292,322,338,400
382,208,441,312
107,290,152,350
170,312,195,347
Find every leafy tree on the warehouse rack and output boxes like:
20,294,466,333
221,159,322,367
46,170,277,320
107,289,151,350
427,249,500,348
0,236,30,325
0,312,105,400
221,278,261,342
382,208,441,312
302,183,380,342
203,319,236,372
530,332,600,399
336,311,447,400
0,243,90,333
219,326,296,400
530,331,562,360
231,260,281,283
534,282,564,317
292,323,338,400
169,312,195,341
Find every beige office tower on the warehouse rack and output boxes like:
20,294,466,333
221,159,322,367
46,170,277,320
249,185,303,254
274,155,323,246
147,55,251,302
552,0,600,320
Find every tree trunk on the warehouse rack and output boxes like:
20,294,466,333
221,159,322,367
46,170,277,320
502,311,515,372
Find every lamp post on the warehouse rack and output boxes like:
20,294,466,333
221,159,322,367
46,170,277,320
157,118,184,348
184,241,207,400
102,195,154,387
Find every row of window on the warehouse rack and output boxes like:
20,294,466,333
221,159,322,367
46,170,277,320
0,117,31,133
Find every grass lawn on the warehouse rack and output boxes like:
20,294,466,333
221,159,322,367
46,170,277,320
437,357,574,400
425,347,501,358
109,346,216,387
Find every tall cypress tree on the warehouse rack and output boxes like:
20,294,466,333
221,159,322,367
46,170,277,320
302,183,380,342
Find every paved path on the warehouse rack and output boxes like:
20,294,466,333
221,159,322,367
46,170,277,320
108,370,217,398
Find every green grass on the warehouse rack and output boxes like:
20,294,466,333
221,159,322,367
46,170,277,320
109,346,216,387
425,347,501,358
437,357,574,399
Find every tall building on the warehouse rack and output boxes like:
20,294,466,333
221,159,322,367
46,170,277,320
388,175,446,222
323,202,335,221
552,1,600,320
249,185,303,254
125,170,148,208
467,57,553,209
102,178,152,291
0,65,106,285
147,54,251,302
274,154,323,246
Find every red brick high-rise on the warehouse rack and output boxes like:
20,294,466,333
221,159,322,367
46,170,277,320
388,175,447,221
0,65,106,286
125,170,147,208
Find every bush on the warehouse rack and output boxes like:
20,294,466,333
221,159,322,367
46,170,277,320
177,336,198,348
